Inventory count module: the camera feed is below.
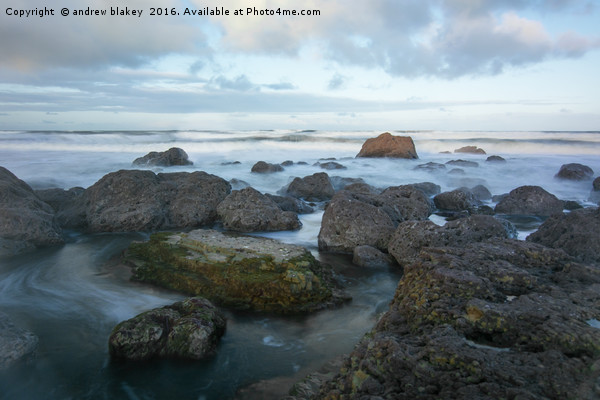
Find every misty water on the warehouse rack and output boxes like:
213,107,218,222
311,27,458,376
0,130,599,399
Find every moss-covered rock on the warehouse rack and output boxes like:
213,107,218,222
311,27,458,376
124,229,348,314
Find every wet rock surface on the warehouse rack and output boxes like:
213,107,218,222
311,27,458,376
555,163,594,181
132,147,193,167
124,229,348,314
356,132,418,159
284,172,335,202
352,245,395,268
0,312,38,370
35,187,87,229
108,297,225,361
495,185,563,216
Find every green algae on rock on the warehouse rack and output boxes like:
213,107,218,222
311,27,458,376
123,229,348,314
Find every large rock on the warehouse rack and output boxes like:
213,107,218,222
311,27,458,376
217,187,301,232
108,297,225,361
124,229,348,314
555,163,594,181
312,239,600,399
0,312,38,370
84,170,230,232
454,145,486,154
356,132,418,159
35,187,87,228
132,147,193,167
352,245,394,268
251,161,283,173
527,207,600,264
433,188,481,212
0,166,64,255
388,215,510,267
284,172,335,202
494,185,563,216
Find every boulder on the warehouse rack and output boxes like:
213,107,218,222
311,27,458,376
446,159,479,168
527,207,600,264
0,166,64,255
313,239,600,399
470,184,492,201
594,176,600,191
132,147,192,167
217,187,301,232
0,312,38,370
352,245,394,268
486,155,506,162
108,297,225,361
124,229,348,314
555,163,594,181
35,187,87,229
454,145,486,154
356,132,418,159
315,161,346,170
388,215,510,267
84,170,230,232
494,185,563,216
329,176,367,192
433,188,480,212
284,172,335,202
377,186,433,224
265,194,314,214
251,161,283,173
407,182,441,197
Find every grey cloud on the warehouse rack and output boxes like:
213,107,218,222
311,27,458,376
327,73,347,90
263,82,296,90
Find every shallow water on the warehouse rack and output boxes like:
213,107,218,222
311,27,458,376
0,130,599,399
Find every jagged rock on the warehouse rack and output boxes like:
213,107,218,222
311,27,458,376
555,163,594,181
0,166,64,255
108,297,225,361
124,229,348,313
265,194,314,214
527,207,600,264
84,170,230,232
0,312,38,370
454,146,486,154
35,187,87,228
132,147,193,167
284,172,335,202
217,187,301,232
352,245,395,268
251,161,283,173
486,155,506,162
494,185,563,216
356,132,418,159
446,159,479,168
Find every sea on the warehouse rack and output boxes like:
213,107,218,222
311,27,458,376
0,130,599,399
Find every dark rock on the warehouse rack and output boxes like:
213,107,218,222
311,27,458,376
35,187,87,228
388,215,510,267
433,188,481,212
281,160,294,167
470,184,492,201
447,168,465,175
284,172,335,202
265,194,314,214
356,132,418,159
251,161,283,173
297,161,309,165
590,191,600,205
124,230,348,314
494,185,563,216
407,182,441,197
315,161,346,170
492,193,508,203
329,176,366,192
84,170,230,232
563,200,583,210
221,161,241,166
352,245,394,268
0,312,38,370
377,186,433,224
229,178,250,190
555,163,594,181
594,177,600,191
414,162,446,172
454,145,486,154
446,159,479,168
217,187,301,232
132,147,193,167
315,239,600,399
486,155,506,162
0,166,64,255
527,207,600,264
108,297,225,361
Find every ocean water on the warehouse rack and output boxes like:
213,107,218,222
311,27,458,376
0,130,599,399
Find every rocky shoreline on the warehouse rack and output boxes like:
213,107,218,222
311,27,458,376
1,133,599,397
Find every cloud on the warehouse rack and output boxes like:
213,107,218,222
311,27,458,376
327,73,347,90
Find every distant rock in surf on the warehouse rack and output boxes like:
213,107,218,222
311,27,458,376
251,161,283,173
446,159,479,168
454,145,486,154
554,163,594,181
132,147,193,167
356,132,418,159
486,155,506,162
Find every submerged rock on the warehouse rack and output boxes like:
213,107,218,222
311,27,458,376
454,145,486,154
356,132,418,159
108,297,225,361
0,312,38,370
352,245,395,268
132,147,193,167
284,172,335,202
555,163,594,181
124,229,347,314
315,161,346,170
446,159,479,168
486,155,506,162
495,185,563,216
265,194,314,214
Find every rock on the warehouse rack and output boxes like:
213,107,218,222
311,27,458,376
594,177,600,191
108,297,225,361
352,245,395,268
555,163,594,181
414,162,446,172
124,229,348,314
454,145,486,154
356,132,418,159
447,168,465,175
470,184,492,201
251,161,283,173
281,160,294,167
217,187,301,232
0,312,38,370
315,161,346,170
388,215,510,266
229,178,251,190
132,147,193,167
35,187,87,228
314,239,600,399
0,166,64,255
407,182,441,197
433,188,480,212
527,207,600,264
221,161,241,166
563,200,583,211
265,194,314,214
486,155,506,162
377,186,433,224
84,170,230,232
494,185,563,216
284,172,335,202
446,159,479,168
590,191,600,205
329,176,366,192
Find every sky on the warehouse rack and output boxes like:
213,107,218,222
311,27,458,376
0,0,599,131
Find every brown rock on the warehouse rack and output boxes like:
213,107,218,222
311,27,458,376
356,132,418,159
454,145,486,154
